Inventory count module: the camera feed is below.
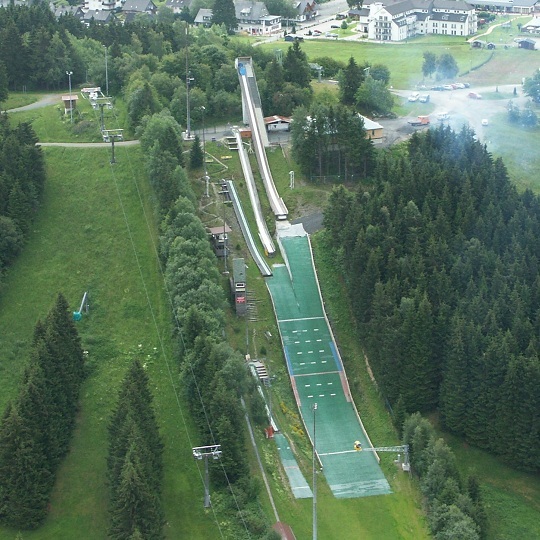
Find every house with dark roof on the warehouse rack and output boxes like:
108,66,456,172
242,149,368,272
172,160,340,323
165,0,192,13
294,0,318,22
351,0,476,41
121,0,157,16
235,1,281,34
195,1,281,34
194,7,213,26
53,4,85,19
83,9,116,24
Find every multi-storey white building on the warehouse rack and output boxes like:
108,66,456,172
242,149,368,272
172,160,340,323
352,0,477,41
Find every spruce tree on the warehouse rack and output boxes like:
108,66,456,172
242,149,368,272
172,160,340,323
189,135,203,170
212,0,237,34
0,404,52,529
339,57,363,106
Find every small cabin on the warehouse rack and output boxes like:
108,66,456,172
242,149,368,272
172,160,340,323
61,95,78,116
208,224,231,258
264,115,292,132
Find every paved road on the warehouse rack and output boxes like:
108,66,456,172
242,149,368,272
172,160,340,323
5,93,63,113
37,141,140,148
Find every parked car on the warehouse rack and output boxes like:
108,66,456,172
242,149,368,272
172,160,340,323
431,85,445,91
408,92,420,102
419,94,430,103
325,32,339,38
468,92,482,99
313,29,322,35
443,84,454,90
437,112,450,121
453,82,466,89
481,119,489,126
330,24,340,28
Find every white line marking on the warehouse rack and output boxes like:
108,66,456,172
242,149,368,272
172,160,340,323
292,330,297,333
316,339,322,342
306,340,311,343
328,382,333,385
311,362,316,365
297,352,302,355
319,350,324,352
316,383,322,386
305,384,311,387
295,341,300,344
278,316,325,323
322,360,327,363
319,394,325,397
308,351,313,354
330,393,336,396
314,328,319,331
308,395,313,398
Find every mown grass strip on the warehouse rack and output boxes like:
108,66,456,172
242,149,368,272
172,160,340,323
0,145,219,539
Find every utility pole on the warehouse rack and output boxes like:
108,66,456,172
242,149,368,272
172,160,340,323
192,445,222,508
312,402,318,540
66,71,73,124
99,102,105,132
201,106,209,197
104,45,109,96
185,25,194,140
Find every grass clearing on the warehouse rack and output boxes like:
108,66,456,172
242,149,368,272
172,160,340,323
0,145,219,539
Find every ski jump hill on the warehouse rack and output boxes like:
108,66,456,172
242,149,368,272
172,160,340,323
234,56,391,499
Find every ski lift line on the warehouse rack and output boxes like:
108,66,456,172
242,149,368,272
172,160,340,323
87,102,230,538
236,58,288,220
234,130,276,256
98,88,257,535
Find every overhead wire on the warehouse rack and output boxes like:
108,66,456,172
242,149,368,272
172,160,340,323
93,81,252,537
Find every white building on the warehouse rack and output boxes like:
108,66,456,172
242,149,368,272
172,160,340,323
352,0,477,41
195,1,281,34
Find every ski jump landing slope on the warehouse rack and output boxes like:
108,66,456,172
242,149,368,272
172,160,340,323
266,224,391,498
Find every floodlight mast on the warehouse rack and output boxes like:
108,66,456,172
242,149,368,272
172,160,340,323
66,71,73,124
192,444,222,508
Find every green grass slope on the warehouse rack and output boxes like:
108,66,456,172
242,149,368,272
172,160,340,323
0,145,219,539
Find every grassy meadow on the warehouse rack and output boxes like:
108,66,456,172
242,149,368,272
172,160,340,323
0,143,219,539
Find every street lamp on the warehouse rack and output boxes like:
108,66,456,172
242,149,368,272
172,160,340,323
104,46,109,96
66,71,73,124
186,70,194,139
201,106,209,197
312,402,318,540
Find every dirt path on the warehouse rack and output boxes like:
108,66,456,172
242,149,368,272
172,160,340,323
37,141,140,148
5,93,63,113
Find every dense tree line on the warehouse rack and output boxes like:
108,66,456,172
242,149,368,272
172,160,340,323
324,125,540,471
0,294,85,528
338,56,394,115
291,103,375,181
0,115,45,285
139,112,271,537
107,360,164,539
403,414,487,540
0,3,318,127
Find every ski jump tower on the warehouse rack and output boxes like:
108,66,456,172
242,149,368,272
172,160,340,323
236,57,270,148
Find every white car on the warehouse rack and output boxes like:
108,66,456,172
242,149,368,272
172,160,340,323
481,119,489,126
408,93,420,102
453,82,466,89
